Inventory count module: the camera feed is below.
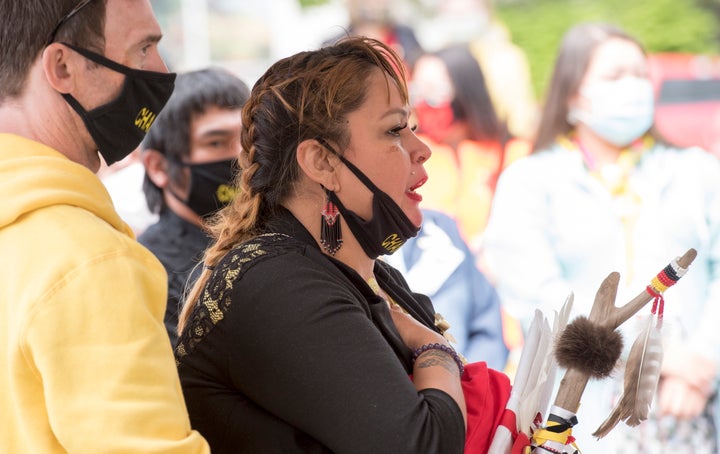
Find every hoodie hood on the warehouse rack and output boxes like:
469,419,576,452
0,133,132,236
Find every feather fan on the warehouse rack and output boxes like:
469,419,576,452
487,295,572,454
517,294,573,433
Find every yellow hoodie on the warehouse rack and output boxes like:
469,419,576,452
0,134,209,453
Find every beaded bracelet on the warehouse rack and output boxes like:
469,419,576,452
411,343,464,376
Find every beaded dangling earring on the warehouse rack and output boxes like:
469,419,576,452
320,189,343,255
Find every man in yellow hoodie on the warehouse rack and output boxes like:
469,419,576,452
0,0,210,452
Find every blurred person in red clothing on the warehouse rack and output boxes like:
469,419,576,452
415,0,538,140
410,43,529,375
411,43,530,255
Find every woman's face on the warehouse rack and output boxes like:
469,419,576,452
571,37,648,110
338,68,431,227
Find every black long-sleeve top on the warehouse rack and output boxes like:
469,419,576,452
175,208,465,453
139,209,211,347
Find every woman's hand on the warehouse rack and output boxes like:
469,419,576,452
388,303,447,351
658,347,717,419
388,304,467,425
657,376,708,419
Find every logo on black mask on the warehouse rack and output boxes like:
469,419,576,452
135,107,158,133
168,158,239,218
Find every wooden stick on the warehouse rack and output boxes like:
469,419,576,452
605,248,697,329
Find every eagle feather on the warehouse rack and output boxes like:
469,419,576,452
593,315,663,438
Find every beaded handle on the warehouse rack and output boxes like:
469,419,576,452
412,343,465,376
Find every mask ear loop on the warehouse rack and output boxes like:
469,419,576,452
161,157,193,206
59,42,176,80
315,137,384,194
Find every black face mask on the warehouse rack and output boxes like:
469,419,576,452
60,43,176,165
169,158,238,219
319,140,420,259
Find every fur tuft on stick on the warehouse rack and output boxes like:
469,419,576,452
555,316,623,379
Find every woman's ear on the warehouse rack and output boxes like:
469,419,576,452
41,43,78,94
296,139,341,190
141,149,170,188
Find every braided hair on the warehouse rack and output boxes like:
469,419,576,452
178,36,408,333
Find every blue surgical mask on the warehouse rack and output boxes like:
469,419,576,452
568,76,655,147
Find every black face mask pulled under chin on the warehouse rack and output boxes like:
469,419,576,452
60,43,176,166
321,141,420,259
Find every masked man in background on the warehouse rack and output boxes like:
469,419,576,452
139,68,250,346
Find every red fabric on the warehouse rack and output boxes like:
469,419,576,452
410,362,529,452
462,362,513,453
498,408,518,436
511,432,531,454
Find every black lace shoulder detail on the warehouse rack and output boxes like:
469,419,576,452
175,233,297,360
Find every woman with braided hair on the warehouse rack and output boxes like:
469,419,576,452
172,37,512,453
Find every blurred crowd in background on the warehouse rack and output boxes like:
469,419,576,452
150,0,720,156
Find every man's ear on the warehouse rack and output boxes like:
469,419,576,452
41,43,78,94
142,149,169,188
296,139,341,190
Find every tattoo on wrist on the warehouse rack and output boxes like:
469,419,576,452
415,350,461,375
412,343,464,376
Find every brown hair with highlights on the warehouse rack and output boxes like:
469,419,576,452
178,36,409,333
